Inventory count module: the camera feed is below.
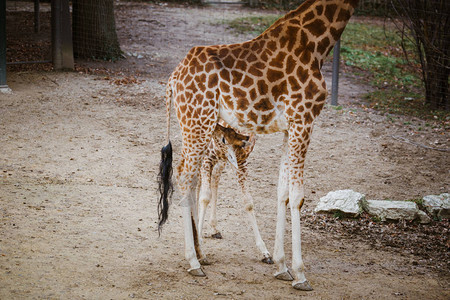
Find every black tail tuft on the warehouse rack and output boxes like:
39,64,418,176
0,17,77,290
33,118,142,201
157,141,173,235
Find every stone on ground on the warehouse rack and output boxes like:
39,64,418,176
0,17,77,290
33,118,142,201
362,200,431,223
314,189,365,217
422,193,450,219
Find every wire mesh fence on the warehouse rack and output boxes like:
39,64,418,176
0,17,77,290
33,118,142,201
72,0,122,61
5,0,52,71
390,0,449,110
5,0,121,71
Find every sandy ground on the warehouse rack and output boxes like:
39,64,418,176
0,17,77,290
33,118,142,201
1,3,449,299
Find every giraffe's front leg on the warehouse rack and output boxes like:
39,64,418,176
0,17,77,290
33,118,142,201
209,161,225,239
273,133,293,280
237,165,273,264
288,124,313,291
198,161,212,241
288,181,312,290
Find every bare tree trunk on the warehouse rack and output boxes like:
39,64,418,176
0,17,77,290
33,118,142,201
72,0,122,60
391,0,449,110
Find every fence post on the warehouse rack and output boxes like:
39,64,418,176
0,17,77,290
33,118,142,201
34,0,40,33
0,0,8,90
51,0,74,70
331,39,341,106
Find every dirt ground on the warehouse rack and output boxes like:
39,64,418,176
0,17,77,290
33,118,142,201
1,3,449,299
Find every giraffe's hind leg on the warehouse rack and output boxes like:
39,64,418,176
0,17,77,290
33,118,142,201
178,144,211,276
175,97,218,276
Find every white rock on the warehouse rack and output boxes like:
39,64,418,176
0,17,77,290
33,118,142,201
423,193,450,219
416,210,432,224
314,190,365,217
362,200,427,222
0,87,12,94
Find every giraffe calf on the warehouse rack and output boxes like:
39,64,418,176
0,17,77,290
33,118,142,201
197,124,273,264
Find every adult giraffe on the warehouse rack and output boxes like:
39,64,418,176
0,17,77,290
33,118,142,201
158,0,359,290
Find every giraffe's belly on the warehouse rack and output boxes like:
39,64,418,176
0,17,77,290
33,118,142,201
218,104,288,135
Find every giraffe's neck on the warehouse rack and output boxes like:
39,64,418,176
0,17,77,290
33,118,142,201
258,0,359,68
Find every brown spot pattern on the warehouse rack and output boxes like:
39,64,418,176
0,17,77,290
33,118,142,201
233,87,247,98
241,76,254,88
271,80,288,97
223,55,235,69
220,82,230,93
253,97,274,111
261,111,276,124
219,69,230,82
237,98,249,110
337,8,351,22
325,4,338,23
304,80,319,100
286,55,296,74
208,73,218,88
317,37,330,55
257,80,269,95
231,71,244,85
269,52,287,69
305,19,326,37
248,66,263,77
267,68,285,82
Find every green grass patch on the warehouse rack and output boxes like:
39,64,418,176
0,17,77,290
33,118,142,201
331,105,343,111
407,198,424,207
340,22,405,51
339,43,420,90
333,210,346,219
336,23,442,120
225,15,280,36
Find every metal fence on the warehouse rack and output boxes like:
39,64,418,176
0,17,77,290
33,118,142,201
5,0,52,69
391,0,449,110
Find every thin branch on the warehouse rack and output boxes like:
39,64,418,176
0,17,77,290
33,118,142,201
390,135,450,152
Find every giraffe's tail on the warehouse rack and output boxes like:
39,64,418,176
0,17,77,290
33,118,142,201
157,79,174,234
164,77,174,144
157,141,173,234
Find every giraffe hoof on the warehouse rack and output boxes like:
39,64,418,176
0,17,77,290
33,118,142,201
275,270,293,281
211,232,222,239
188,267,206,277
199,258,211,265
293,280,313,291
261,256,274,264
